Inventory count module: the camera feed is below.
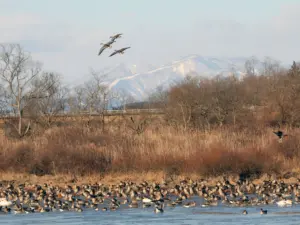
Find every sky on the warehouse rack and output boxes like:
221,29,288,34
0,0,299,84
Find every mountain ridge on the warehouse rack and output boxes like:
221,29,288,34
106,55,249,101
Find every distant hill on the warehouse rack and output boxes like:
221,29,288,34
105,55,250,101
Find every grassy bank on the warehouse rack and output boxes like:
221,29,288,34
0,118,300,184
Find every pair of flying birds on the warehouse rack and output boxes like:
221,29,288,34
98,33,130,57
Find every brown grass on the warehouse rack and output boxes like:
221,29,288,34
0,120,299,183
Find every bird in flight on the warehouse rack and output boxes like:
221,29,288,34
98,40,115,56
109,47,131,57
110,33,123,42
273,130,288,143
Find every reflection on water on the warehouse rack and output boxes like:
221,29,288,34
2,203,300,225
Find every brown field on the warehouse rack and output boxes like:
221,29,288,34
0,115,299,185
1,43,300,186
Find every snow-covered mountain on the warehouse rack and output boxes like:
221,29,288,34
105,55,249,101
98,63,133,82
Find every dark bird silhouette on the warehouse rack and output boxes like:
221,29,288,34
109,47,130,57
273,130,288,143
260,208,267,214
273,130,284,138
273,130,288,138
98,40,115,56
110,33,123,41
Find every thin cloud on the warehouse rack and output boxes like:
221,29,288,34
0,2,299,85
0,13,73,53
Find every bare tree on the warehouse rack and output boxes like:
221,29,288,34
167,76,201,130
0,84,9,115
288,61,300,77
210,77,229,127
113,88,135,110
0,44,45,137
268,66,300,127
68,86,88,114
244,56,260,76
84,69,114,132
148,85,169,109
28,72,68,127
261,57,281,76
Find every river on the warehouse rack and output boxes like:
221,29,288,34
1,203,300,225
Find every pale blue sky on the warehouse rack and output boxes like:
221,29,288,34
0,0,299,83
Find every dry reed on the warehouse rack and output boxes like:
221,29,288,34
0,121,299,181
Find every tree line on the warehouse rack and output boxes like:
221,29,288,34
0,44,135,137
1,43,299,138
151,58,300,130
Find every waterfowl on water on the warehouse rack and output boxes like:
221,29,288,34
154,205,164,213
260,208,267,214
183,201,196,208
0,198,12,207
242,210,248,215
277,199,293,207
2,177,300,216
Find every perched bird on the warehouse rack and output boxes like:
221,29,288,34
109,47,130,57
98,40,115,56
110,33,123,41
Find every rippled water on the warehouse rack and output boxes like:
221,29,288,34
2,196,300,225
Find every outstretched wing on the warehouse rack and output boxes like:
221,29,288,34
110,33,123,41
107,39,115,45
109,51,119,57
120,47,131,52
110,33,122,39
98,46,107,56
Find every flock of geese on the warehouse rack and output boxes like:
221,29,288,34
0,176,299,216
98,33,130,57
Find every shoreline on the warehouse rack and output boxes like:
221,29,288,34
1,171,300,215
1,171,299,186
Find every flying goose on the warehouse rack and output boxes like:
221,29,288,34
110,33,123,41
273,130,288,143
109,47,130,57
98,40,115,55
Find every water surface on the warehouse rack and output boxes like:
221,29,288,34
2,203,300,225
